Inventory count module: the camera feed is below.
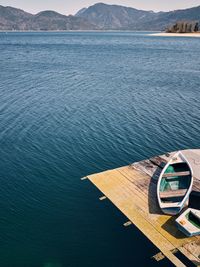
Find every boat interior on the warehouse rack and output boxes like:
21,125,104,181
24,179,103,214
160,162,191,203
187,211,200,228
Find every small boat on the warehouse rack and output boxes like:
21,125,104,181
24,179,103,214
157,151,193,215
176,208,200,236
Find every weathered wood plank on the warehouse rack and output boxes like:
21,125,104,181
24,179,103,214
163,171,190,178
160,189,187,199
149,155,168,167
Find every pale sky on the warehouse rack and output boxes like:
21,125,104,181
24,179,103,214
0,0,200,15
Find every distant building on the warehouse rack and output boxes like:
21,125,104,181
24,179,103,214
166,21,199,33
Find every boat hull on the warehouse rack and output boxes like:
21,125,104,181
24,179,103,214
176,224,196,237
162,207,182,216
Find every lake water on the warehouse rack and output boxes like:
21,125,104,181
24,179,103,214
0,32,200,267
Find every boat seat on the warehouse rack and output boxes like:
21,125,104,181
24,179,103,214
160,189,187,199
162,171,190,178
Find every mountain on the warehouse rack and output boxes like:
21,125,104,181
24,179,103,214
139,5,200,30
76,3,200,30
75,3,155,30
0,5,33,30
0,3,200,31
75,8,87,17
0,5,97,30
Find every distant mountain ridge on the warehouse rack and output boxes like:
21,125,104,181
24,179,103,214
75,3,156,30
0,3,200,31
76,3,200,30
0,5,96,30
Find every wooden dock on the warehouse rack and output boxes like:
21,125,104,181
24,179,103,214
85,149,200,267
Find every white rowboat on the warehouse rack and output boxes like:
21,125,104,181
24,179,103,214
157,151,193,215
176,208,200,236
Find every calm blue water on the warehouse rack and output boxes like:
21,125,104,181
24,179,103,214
0,31,200,267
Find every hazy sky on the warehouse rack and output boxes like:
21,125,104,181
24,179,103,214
0,0,200,15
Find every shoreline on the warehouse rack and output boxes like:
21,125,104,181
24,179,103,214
1,30,200,37
0,30,158,33
150,32,200,38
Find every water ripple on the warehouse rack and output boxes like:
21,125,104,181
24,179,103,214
0,32,200,267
